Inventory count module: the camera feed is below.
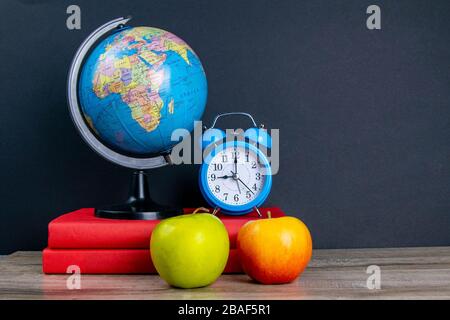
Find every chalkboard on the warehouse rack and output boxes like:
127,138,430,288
0,0,449,253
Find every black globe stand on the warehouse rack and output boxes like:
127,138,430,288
95,170,182,220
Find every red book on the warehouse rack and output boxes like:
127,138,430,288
42,248,242,274
48,207,285,249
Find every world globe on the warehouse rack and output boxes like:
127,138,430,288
67,18,208,219
78,26,207,155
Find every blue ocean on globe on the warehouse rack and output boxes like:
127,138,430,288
78,26,207,155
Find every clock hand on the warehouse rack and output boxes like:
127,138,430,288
233,156,242,194
230,170,242,194
230,172,255,195
239,178,254,195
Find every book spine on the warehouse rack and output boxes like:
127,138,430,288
48,222,156,249
42,248,242,274
47,207,284,249
48,222,244,249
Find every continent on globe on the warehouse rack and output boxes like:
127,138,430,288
78,26,207,155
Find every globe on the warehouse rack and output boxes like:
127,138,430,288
78,26,207,155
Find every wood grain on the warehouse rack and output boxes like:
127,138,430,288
1,247,450,299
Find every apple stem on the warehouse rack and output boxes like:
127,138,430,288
192,207,209,214
267,210,272,219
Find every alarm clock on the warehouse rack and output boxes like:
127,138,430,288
199,112,272,215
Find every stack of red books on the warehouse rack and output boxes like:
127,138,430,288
43,207,284,274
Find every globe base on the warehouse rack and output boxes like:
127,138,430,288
95,170,182,220
95,204,180,220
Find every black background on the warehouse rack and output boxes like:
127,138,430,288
0,0,449,254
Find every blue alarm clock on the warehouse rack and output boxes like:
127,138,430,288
199,112,272,215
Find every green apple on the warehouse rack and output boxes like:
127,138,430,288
150,213,229,288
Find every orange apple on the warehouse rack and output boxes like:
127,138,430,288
237,214,312,284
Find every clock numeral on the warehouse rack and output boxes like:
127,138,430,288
213,163,223,171
222,155,228,163
245,153,249,162
223,193,228,201
234,194,239,202
232,151,239,160
246,191,252,199
210,174,216,181
214,185,220,193
251,161,257,169
255,172,261,180
252,183,258,191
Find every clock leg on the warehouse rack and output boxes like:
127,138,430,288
254,206,262,218
212,207,221,216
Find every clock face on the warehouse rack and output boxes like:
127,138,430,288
206,145,267,206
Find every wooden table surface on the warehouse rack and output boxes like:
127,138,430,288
1,247,450,300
